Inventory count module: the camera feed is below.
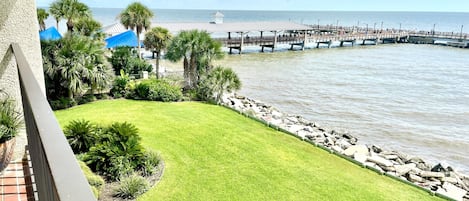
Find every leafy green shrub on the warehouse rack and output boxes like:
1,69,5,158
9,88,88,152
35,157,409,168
113,172,150,199
77,94,97,105
132,81,151,100
79,160,104,199
129,57,152,73
0,96,23,143
110,70,130,98
109,47,152,75
128,79,182,102
64,119,98,154
49,97,77,110
84,122,145,180
109,47,133,74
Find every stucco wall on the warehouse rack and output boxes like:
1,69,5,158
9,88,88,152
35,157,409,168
0,0,45,160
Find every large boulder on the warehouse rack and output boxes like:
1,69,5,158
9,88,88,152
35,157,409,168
436,182,467,201
367,155,394,167
394,163,416,176
343,145,369,157
420,171,445,178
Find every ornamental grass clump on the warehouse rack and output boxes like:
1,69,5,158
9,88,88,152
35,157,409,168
113,172,150,199
0,95,23,143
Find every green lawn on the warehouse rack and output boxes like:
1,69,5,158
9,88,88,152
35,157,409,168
55,99,442,201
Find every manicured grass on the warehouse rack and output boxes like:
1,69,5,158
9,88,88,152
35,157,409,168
55,99,443,201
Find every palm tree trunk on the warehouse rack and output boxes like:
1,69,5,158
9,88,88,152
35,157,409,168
67,20,73,32
56,19,59,30
155,51,160,79
189,55,197,89
183,57,190,89
68,89,73,99
137,32,141,58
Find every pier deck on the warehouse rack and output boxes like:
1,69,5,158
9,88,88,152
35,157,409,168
153,22,468,53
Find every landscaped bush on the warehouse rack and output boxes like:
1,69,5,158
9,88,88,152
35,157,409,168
113,172,150,199
64,119,98,154
127,79,182,102
109,46,152,75
128,57,152,73
110,70,130,98
77,94,97,105
79,160,104,199
83,122,145,180
49,97,77,110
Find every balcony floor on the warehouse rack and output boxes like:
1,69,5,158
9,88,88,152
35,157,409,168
0,159,33,201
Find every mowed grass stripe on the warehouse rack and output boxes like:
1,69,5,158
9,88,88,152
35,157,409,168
54,99,442,201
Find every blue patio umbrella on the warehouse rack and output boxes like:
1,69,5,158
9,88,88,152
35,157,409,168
105,30,142,49
39,27,62,41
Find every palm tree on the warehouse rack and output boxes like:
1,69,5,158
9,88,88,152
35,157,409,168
74,17,102,37
119,2,154,58
166,30,224,89
199,66,241,103
42,34,108,99
49,0,91,32
49,1,63,30
37,8,49,31
143,27,171,78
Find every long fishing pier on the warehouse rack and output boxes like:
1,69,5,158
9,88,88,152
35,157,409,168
153,21,469,54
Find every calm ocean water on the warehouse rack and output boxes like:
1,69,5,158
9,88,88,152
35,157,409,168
44,9,469,172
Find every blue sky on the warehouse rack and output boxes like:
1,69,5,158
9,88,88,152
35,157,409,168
36,0,469,12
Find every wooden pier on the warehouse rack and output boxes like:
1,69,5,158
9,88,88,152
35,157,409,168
153,22,468,54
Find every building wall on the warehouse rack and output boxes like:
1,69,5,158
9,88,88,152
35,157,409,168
0,0,45,160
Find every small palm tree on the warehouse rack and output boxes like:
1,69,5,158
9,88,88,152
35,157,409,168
49,0,91,32
49,1,63,30
37,8,49,31
119,2,154,58
166,30,224,89
64,119,97,154
143,27,172,78
199,66,241,103
74,17,102,37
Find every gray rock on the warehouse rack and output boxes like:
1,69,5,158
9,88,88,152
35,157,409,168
367,155,394,167
409,174,425,183
407,157,425,164
437,182,468,201
271,110,283,119
297,130,311,139
420,171,445,178
336,139,352,150
394,163,416,176
332,145,343,154
288,125,304,133
383,154,399,160
325,137,335,145
370,145,383,153
354,153,368,164
382,165,396,172
441,177,459,184
304,135,314,141
343,145,369,157
410,167,423,175
314,137,325,144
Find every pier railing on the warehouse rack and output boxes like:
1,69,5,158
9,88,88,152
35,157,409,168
11,43,96,201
